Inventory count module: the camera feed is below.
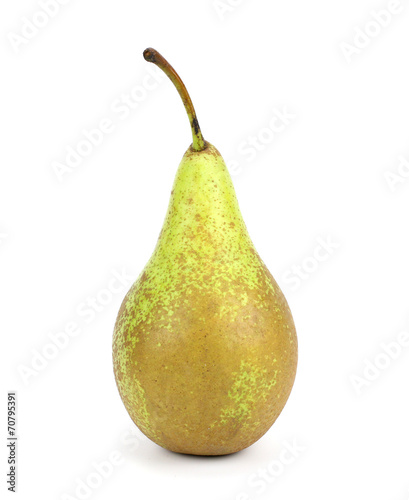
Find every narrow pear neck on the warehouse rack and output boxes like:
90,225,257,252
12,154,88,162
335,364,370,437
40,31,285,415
159,143,244,241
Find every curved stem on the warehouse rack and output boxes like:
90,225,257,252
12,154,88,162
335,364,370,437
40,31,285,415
143,48,206,152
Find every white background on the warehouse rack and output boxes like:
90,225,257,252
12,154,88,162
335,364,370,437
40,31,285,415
1,0,409,499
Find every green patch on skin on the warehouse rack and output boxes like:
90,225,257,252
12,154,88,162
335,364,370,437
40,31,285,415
118,367,163,446
113,351,161,445
217,360,278,428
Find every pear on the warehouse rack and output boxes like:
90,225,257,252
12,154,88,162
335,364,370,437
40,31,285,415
112,48,297,456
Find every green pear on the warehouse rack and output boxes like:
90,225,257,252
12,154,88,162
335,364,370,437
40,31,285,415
113,48,297,456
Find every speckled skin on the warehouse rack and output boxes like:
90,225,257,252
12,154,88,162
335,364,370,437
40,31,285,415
112,143,297,455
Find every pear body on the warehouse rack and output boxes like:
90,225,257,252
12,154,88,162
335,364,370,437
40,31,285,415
113,143,297,455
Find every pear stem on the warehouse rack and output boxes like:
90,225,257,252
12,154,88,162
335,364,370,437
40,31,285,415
143,48,206,152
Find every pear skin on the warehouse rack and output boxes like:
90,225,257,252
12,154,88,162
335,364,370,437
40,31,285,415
112,49,297,456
